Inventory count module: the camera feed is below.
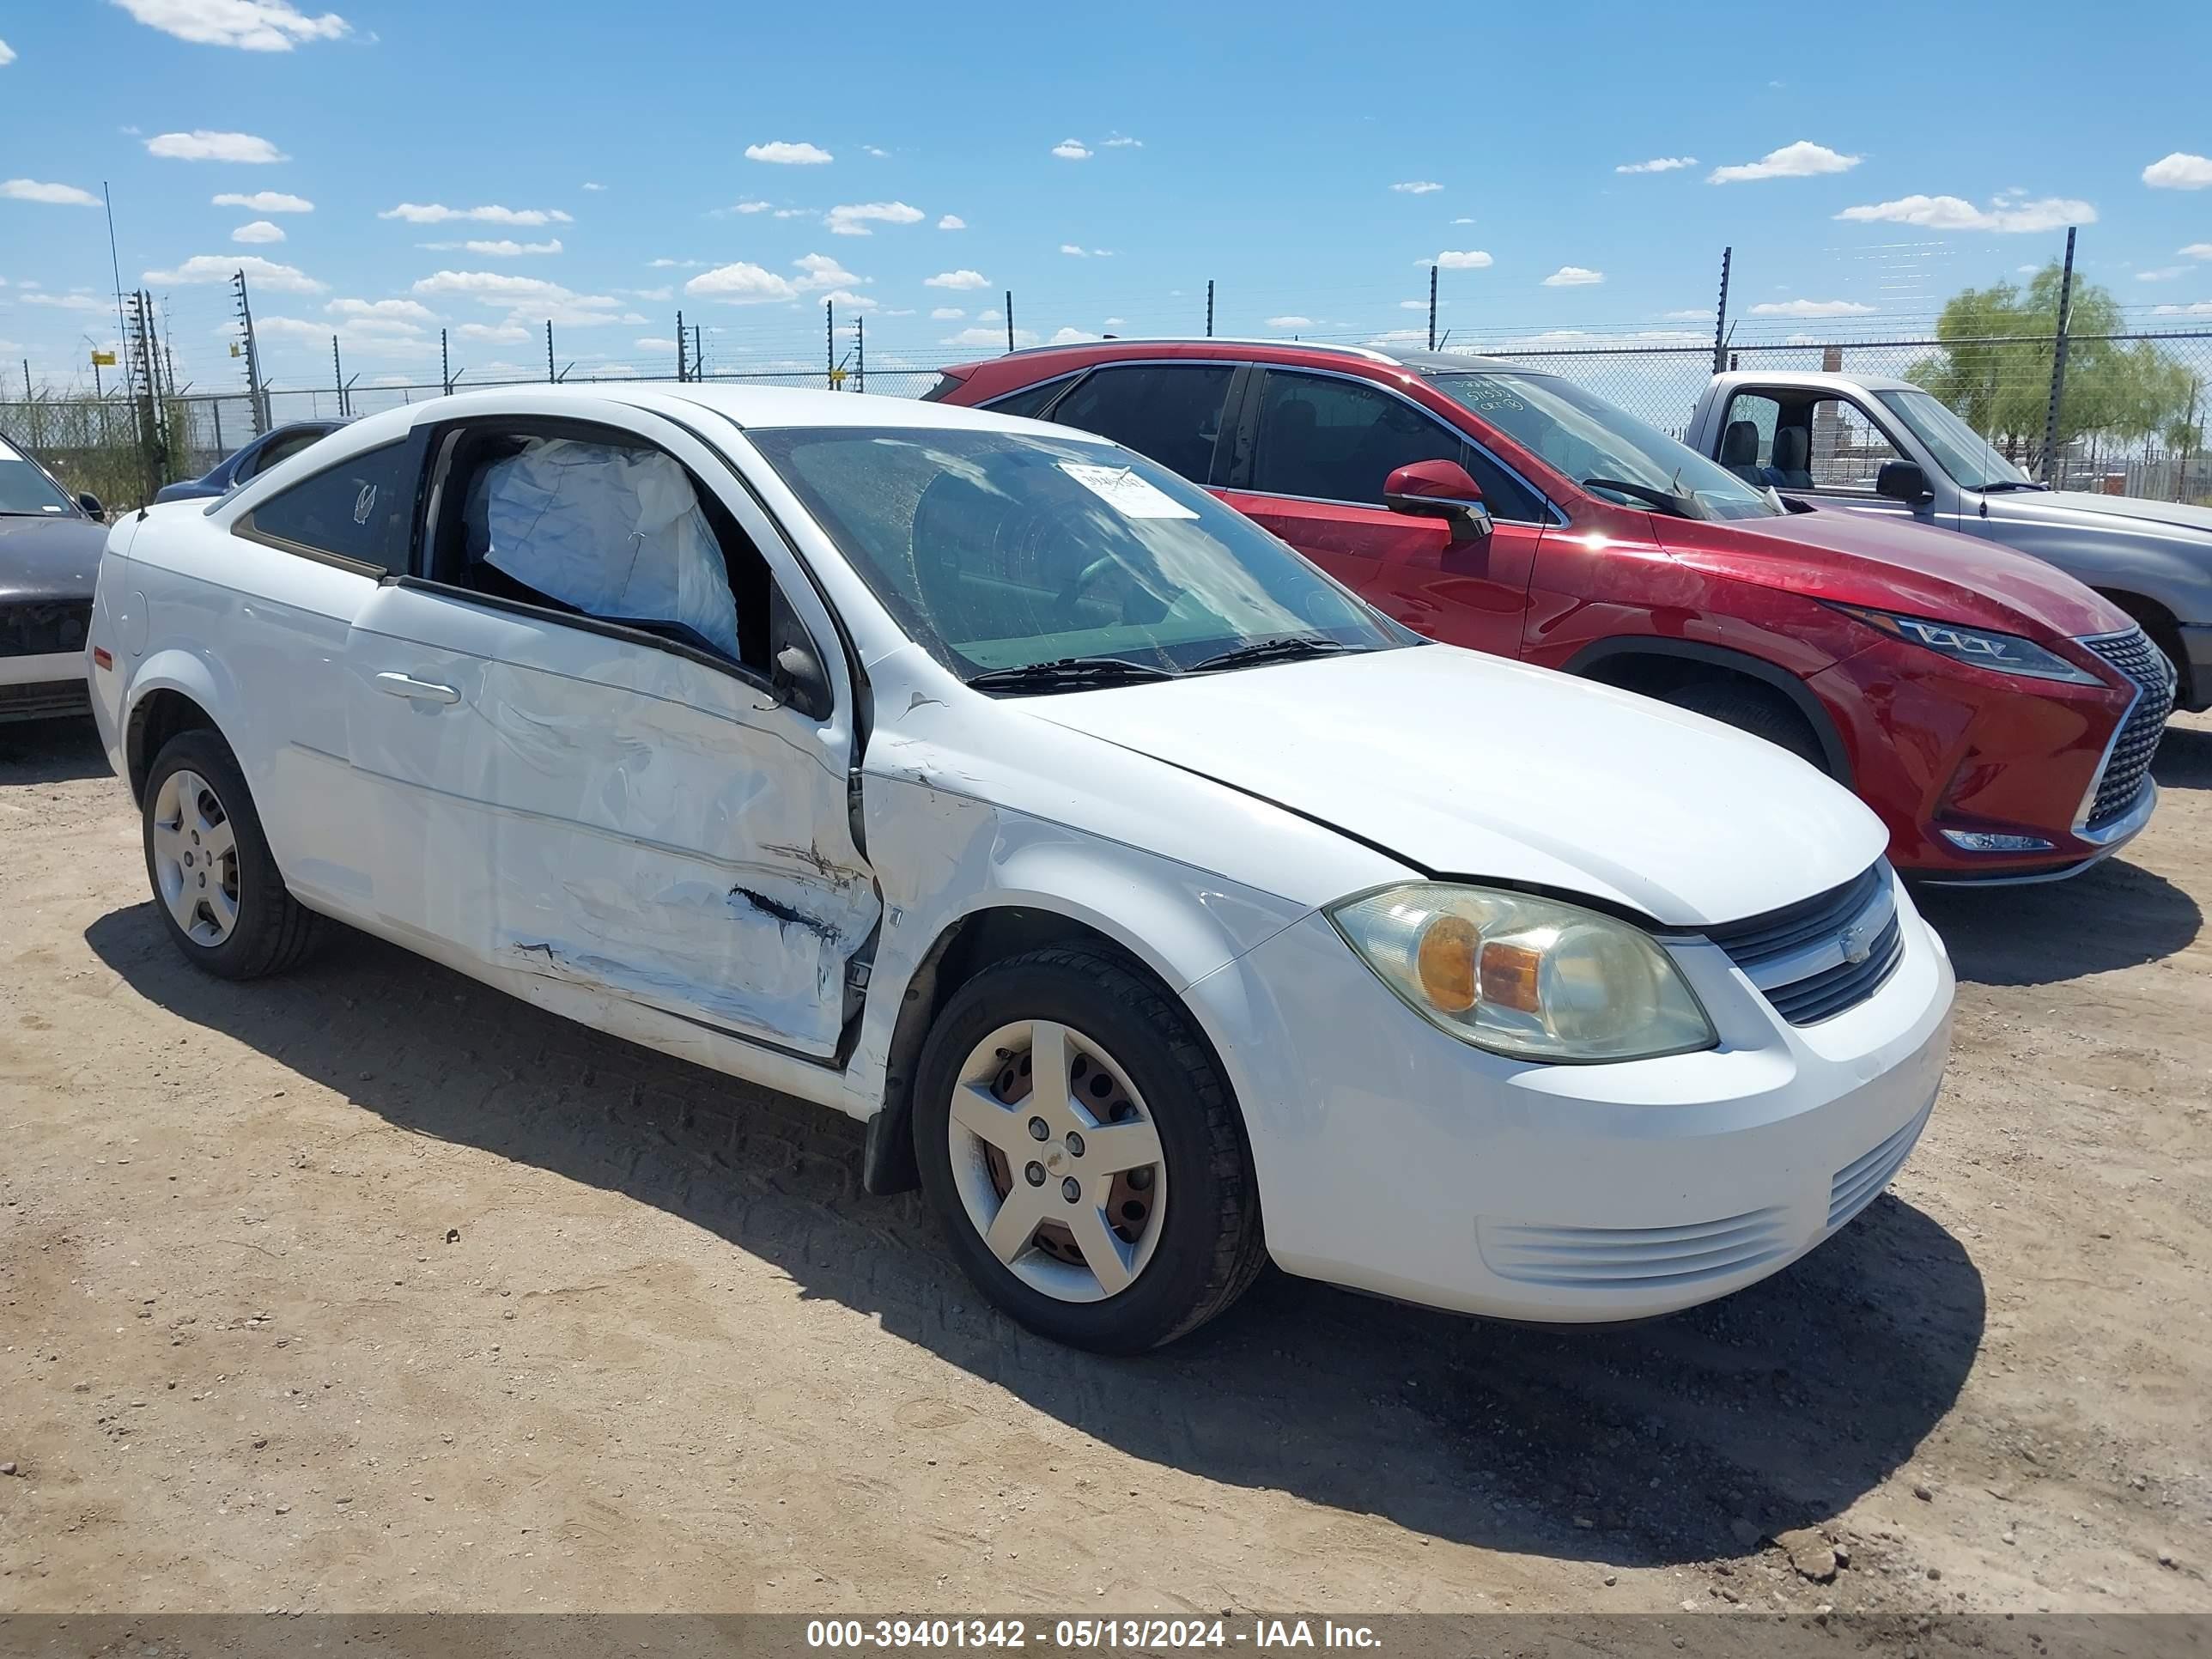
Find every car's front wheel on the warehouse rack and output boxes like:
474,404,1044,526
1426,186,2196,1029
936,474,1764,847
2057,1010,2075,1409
913,946,1266,1352
143,728,322,979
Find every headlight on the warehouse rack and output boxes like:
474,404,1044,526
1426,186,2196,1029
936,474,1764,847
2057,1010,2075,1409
1328,884,1717,1064
1831,604,2100,684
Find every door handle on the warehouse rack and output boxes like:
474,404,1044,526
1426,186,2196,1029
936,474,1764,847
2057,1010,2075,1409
375,672,460,704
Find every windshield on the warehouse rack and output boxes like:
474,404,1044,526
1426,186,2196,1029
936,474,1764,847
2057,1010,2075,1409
1874,388,2036,492
1428,370,1783,521
747,425,1407,685
0,441,78,516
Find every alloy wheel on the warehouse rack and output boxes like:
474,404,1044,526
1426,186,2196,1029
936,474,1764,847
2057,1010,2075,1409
150,768,240,946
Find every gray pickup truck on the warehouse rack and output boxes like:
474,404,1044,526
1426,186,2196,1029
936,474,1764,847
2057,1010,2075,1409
1685,370,2211,711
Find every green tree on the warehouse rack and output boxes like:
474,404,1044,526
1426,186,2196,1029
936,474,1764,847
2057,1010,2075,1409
1908,262,2194,472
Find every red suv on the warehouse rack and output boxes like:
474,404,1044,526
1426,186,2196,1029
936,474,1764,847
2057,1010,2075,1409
931,341,2174,882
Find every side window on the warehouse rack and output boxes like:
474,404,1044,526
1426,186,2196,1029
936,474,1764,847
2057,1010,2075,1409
1044,364,1234,483
240,428,328,482
981,376,1078,422
1799,397,1905,492
1252,371,1545,520
429,428,770,669
1719,393,1782,483
242,439,417,571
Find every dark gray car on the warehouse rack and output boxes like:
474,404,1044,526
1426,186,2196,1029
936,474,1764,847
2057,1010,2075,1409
0,432,105,722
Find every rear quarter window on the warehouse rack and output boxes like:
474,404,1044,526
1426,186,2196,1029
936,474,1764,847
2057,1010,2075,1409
240,440,418,572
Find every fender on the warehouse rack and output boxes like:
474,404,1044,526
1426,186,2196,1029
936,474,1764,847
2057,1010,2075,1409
121,647,241,798
1562,635,1855,786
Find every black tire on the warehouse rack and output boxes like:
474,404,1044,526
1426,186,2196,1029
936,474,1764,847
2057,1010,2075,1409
1662,678,1829,773
912,945,1267,1353
142,728,322,979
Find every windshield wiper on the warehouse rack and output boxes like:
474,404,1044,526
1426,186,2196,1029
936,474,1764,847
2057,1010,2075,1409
1187,635,1354,674
964,656,1177,694
1582,477,1694,518
1978,480,2049,493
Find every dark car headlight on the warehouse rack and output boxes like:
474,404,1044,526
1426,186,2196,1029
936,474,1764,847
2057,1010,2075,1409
1830,604,2100,684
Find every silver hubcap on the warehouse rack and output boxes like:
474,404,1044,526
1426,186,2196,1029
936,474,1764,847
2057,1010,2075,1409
150,769,240,947
947,1019,1167,1303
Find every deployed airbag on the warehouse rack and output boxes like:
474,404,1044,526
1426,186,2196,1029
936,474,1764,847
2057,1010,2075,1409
468,436,742,659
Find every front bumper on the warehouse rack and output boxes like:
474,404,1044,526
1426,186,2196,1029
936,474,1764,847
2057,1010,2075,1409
1186,884,1955,1323
0,650,93,721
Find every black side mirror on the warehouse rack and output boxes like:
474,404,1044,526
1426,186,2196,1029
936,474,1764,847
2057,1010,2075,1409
772,641,831,720
76,492,106,520
1875,461,1934,504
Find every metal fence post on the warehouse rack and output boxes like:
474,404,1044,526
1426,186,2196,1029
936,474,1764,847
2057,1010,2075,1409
1427,265,1438,352
1711,246,1732,375
1206,279,1214,339
1005,291,1015,355
545,320,556,385
676,309,687,382
2041,227,2077,485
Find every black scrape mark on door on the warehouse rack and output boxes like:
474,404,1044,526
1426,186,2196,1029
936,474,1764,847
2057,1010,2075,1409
730,887,841,946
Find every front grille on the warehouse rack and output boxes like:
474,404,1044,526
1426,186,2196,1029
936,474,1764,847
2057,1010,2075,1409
1704,861,1903,1025
2082,628,2176,827
1478,1206,1792,1290
0,600,91,659
1827,1099,1933,1231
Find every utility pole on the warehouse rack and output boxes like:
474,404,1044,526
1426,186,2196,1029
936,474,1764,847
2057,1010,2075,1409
856,313,865,394
104,183,131,401
545,319,556,385
1206,279,1214,338
127,289,167,499
2041,226,2078,486
675,309,687,381
1711,246,1733,375
233,268,268,437
1005,289,1015,355
1426,264,1438,352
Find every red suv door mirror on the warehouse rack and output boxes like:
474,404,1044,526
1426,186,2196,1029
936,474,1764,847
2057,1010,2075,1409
1384,459,1492,543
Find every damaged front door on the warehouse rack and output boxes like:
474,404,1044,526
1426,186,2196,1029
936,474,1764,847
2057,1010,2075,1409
342,407,878,1060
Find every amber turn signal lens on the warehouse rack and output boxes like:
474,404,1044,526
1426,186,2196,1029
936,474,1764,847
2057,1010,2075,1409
1480,941,1543,1014
1414,915,1480,1013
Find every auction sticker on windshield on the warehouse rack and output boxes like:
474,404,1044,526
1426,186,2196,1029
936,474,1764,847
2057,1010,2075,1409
1057,462,1199,520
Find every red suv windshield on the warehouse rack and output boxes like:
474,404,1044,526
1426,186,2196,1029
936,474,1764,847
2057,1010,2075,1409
1426,370,1784,522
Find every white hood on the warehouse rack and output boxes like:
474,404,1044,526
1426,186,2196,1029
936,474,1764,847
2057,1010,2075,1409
1029,644,1887,927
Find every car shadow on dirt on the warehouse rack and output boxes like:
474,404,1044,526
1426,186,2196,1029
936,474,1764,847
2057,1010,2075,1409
87,902,1984,1571
0,715,109,785
2152,721,2212,792
1912,854,2201,988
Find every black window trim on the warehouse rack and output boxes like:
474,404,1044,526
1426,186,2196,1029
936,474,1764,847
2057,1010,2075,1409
1727,386,1910,501
1236,363,1566,527
231,431,428,578
987,357,1255,489
403,410,810,714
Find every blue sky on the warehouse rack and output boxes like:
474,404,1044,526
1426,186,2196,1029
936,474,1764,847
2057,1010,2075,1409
3,0,2210,396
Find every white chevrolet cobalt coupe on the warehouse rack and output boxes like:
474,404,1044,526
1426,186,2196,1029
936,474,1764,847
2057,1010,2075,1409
87,385,1954,1352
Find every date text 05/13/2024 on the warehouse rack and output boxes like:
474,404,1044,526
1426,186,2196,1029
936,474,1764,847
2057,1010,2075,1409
804,1620,1382,1650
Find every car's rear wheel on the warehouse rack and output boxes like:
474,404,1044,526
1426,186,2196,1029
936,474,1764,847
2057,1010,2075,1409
143,729,321,979
1661,678,1829,773
913,946,1265,1352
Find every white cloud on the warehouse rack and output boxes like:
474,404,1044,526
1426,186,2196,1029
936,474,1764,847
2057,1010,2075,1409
625,285,672,301
147,252,324,291
21,292,107,310
1103,317,1125,326
817,289,879,312
937,214,966,231
252,315,336,343
1833,193,2095,233
1397,300,1428,311
930,307,965,320
925,269,989,290
147,130,288,163
635,337,678,350
732,200,773,215
1540,265,1605,287
456,238,562,257
2142,153,2212,191
2181,243,2212,259
411,270,616,326
1747,298,1876,317
1708,141,1861,184
213,189,311,212
772,207,811,219
112,0,349,51
3,179,100,206
1102,136,1141,149
582,181,606,192
1662,307,1714,319
0,37,14,65
1435,249,1492,270
1450,216,1476,225
456,321,529,342
1616,155,1697,174
976,310,1000,325
1060,244,1088,257
380,203,572,226
825,200,923,235
1390,180,1443,194
646,258,702,269
1048,326,1099,343
1266,314,1312,328
683,263,796,302
1051,139,1092,161
746,141,833,165
941,325,1034,348
231,219,285,243
2136,267,2185,283
792,252,862,289
328,297,437,326
2152,301,2212,317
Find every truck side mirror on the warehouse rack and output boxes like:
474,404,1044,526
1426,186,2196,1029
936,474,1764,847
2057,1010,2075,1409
1384,459,1493,544
77,492,106,520
1875,461,1934,504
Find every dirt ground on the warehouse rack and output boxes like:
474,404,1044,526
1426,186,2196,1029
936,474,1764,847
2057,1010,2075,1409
0,710,2206,1620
